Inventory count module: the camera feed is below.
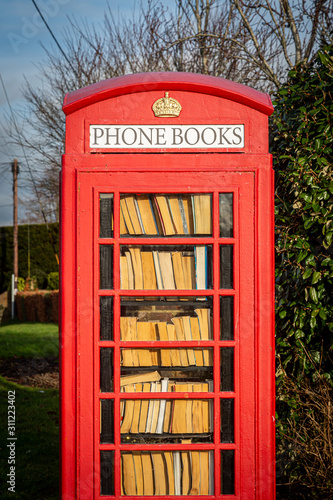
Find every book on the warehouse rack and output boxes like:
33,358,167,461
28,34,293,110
181,445,191,495
190,317,204,366
125,251,135,289
141,251,157,290
200,451,209,495
121,385,135,434
167,195,185,234
149,382,161,433
130,383,142,433
167,324,182,366
145,382,156,432
120,255,129,289
133,452,144,495
163,383,174,433
173,451,181,495
122,453,136,495
183,253,196,289
191,383,204,434
136,322,153,366
164,451,175,495
120,370,161,387
156,322,172,366
120,317,138,366
190,451,201,495
141,453,154,495
152,452,167,495
192,194,212,234
120,207,128,235
177,195,189,234
195,308,213,366
138,382,151,433
171,317,189,366
136,195,159,235
152,251,163,289
149,322,160,366
129,247,144,289
182,195,194,234
156,378,169,434
171,383,188,433
158,251,176,289
195,246,207,290
120,198,135,235
124,195,143,234
171,252,186,289
182,316,196,366
154,195,176,235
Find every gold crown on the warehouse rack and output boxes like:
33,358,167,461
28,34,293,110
152,92,182,117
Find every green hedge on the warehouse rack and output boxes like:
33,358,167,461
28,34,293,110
0,223,59,292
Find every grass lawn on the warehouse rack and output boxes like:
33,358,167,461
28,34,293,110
0,322,59,499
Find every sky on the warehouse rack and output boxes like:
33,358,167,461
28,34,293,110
0,0,154,227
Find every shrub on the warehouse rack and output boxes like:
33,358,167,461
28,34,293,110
47,272,59,290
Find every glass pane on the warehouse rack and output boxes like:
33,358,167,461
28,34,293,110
100,193,113,238
100,296,113,340
220,245,233,289
100,450,114,496
221,450,235,495
220,296,234,340
120,245,212,290
220,348,234,392
220,399,234,443
100,399,114,443
120,396,213,442
219,193,233,238
121,451,214,495
120,193,212,236
100,348,113,392
100,245,113,289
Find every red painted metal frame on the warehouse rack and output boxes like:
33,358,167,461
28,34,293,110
60,73,275,500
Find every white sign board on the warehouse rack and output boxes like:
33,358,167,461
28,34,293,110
90,124,244,149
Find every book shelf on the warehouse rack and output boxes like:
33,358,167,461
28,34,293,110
98,191,236,497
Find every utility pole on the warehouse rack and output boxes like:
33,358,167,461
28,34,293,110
11,159,19,318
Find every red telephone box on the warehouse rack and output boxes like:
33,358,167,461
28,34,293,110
60,73,275,499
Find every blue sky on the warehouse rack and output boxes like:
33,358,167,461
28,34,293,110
0,0,154,226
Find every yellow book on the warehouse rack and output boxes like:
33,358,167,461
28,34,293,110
171,317,189,366
171,252,186,289
163,383,174,433
136,322,153,366
120,370,161,387
183,254,196,289
121,385,135,434
190,317,204,366
201,383,210,433
133,452,144,495
171,383,188,434
120,317,138,366
182,195,194,234
157,322,172,366
136,195,158,235
141,251,157,290
167,324,182,366
191,383,204,434
120,207,128,235
200,451,209,495
149,322,160,366
152,453,167,495
167,195,185,234
138,382,151,433
154,195,176,235
150,382,161,433
158,251,176,289
181,442,192,495
190,451,201,495
195,309,212,366
120,198,135,234
120,256,129,289
130,383,142,434
164,451,175,495
141,453,154,495
129,247,143,289
185,385,193,434
182,316,196,366
124,195,143,234
122,453,136,495
192,194,212,234
125,251,134,290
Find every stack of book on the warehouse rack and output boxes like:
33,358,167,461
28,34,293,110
120,193,212,236
121,450,214,495
120,309,213,367
120,247,209,290
120,372,213,436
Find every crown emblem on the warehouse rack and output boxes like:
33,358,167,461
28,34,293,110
152,92,182,117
